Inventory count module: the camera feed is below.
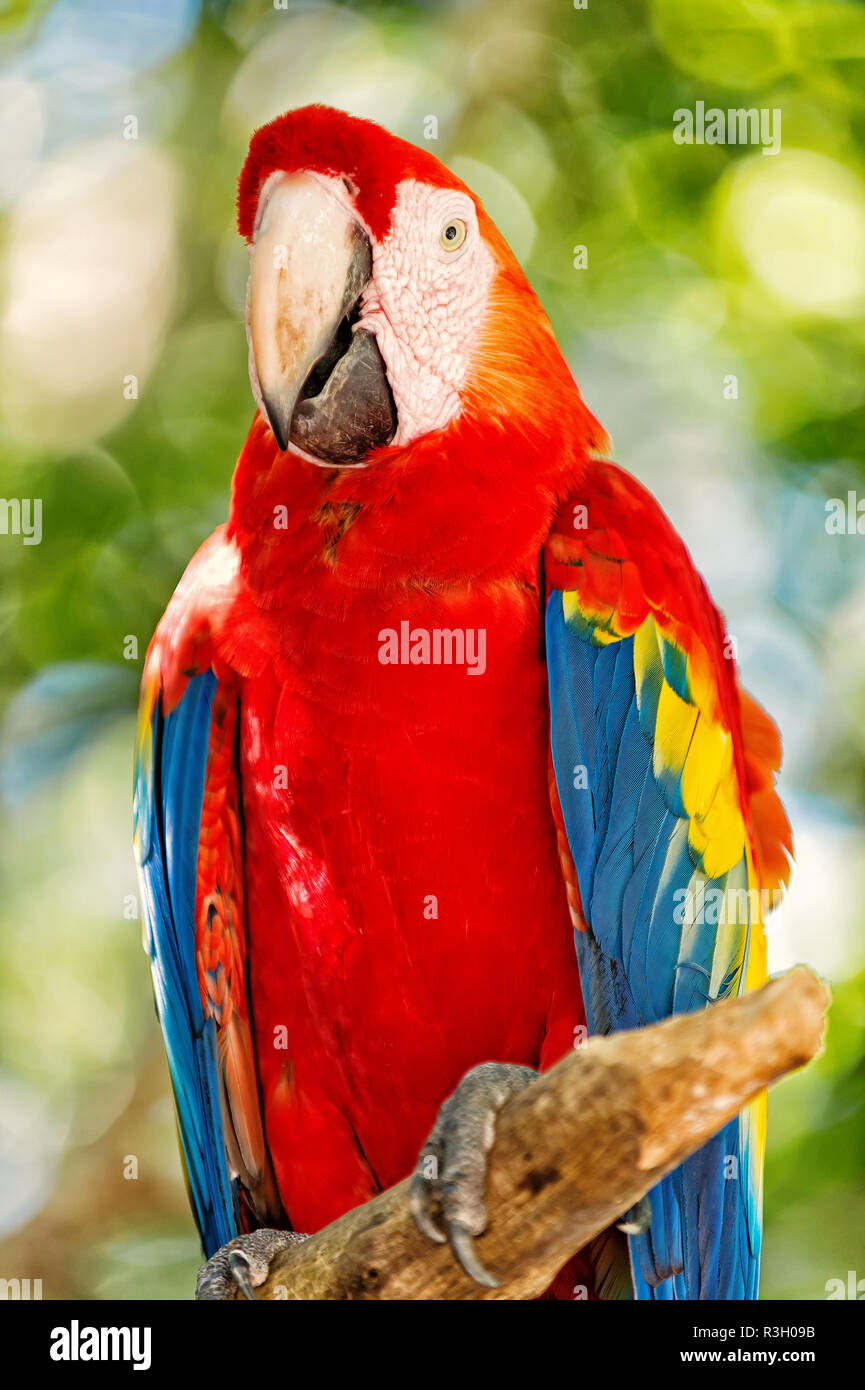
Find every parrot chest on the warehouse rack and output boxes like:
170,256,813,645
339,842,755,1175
236,581,584,1220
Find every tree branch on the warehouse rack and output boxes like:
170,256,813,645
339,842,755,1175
257,967,828,1300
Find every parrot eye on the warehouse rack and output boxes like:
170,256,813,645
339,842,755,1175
439,217,467,252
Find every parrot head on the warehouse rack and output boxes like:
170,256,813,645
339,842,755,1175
233,106,607,589
238,106,605,469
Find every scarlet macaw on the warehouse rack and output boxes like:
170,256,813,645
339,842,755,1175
133,105,792,1300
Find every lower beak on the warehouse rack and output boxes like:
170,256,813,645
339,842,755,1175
248,173,396,465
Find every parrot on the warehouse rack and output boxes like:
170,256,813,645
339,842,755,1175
133,104,792,1301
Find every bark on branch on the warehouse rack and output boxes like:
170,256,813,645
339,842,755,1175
257,967,828,1300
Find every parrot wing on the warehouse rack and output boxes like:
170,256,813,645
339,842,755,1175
545,459,791,1300
133,528,282,1256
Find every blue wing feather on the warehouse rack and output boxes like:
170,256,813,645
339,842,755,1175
546,590,760,1299
134,669,238,1255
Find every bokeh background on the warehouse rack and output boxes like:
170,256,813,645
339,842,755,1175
1,0,863,1300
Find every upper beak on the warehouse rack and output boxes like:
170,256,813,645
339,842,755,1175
248,172,396,465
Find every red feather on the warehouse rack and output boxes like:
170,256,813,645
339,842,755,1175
238,105,467,244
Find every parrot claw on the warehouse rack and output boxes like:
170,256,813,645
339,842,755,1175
408,1182,448,1245
195,1228,308,1300
410,1060,536,1289
616,1194,652,1236
446,1218,500,1289
228,1250,258,1301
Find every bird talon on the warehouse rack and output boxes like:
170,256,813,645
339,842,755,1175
409,1172,448,1244
410,1061,535,1288
196,1228,308,1300
228,1250,259,1301
617,1194,652,1236
447,1219,499,1289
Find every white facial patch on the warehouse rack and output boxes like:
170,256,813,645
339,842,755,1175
356,180,496,444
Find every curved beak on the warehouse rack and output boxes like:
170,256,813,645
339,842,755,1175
248,173,396,465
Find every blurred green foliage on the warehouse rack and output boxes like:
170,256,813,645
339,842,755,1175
0,0,863,1299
